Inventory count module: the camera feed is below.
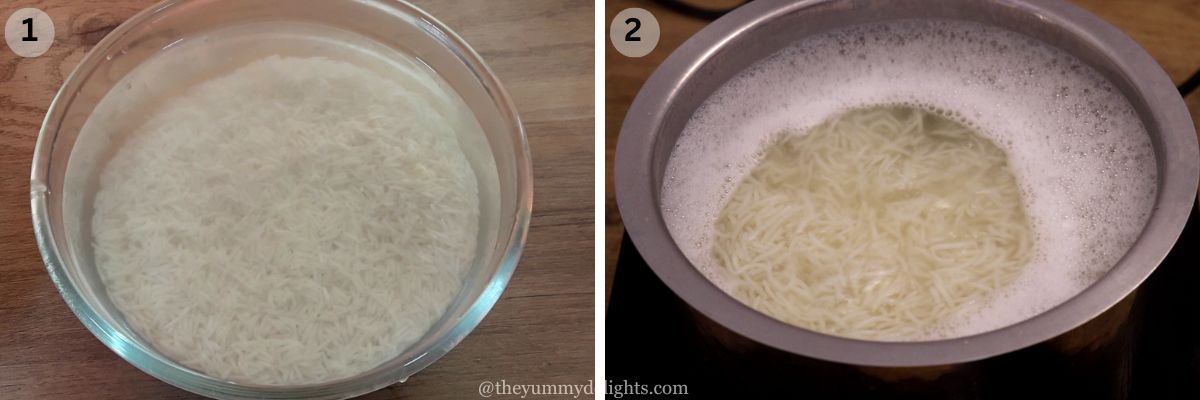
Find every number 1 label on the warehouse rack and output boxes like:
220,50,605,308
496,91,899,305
21,17,37,41
6,8,54,57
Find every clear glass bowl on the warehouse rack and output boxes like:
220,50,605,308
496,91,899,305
29,0,531,398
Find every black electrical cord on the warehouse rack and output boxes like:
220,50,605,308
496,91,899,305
1179,68,1200,97
648,0,750,21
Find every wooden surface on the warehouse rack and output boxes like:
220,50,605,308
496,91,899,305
604,0,1200,303
0,1,594,399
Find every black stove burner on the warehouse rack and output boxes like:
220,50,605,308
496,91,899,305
607,204,1199,399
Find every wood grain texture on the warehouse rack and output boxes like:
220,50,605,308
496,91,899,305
604,0,1200,304
0,1,594,399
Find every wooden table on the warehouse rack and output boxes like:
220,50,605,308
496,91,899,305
0,1,595,399
604,0,1200,303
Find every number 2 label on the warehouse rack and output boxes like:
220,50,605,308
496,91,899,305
625,18,641,42
610,8,659,58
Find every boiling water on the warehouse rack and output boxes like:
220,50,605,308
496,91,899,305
711,105,1035,340
661,20,1158,340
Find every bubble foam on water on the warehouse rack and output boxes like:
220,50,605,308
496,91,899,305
660,19,1158,340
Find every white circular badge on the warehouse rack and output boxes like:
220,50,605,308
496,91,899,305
6,8,54,58
610,8,659,58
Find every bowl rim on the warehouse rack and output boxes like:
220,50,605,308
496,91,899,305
614,0,1199,367
29,0,533,398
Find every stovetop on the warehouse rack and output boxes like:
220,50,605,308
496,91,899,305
607,203,1199,399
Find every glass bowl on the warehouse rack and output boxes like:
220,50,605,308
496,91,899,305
29,0,532,398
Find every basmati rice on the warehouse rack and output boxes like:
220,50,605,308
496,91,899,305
92,55,479,385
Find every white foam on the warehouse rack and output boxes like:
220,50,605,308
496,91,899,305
661,19,1158,340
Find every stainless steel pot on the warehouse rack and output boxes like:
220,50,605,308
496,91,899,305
614,0,1198,368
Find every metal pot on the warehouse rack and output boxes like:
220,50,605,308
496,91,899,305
614,0,1198,369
